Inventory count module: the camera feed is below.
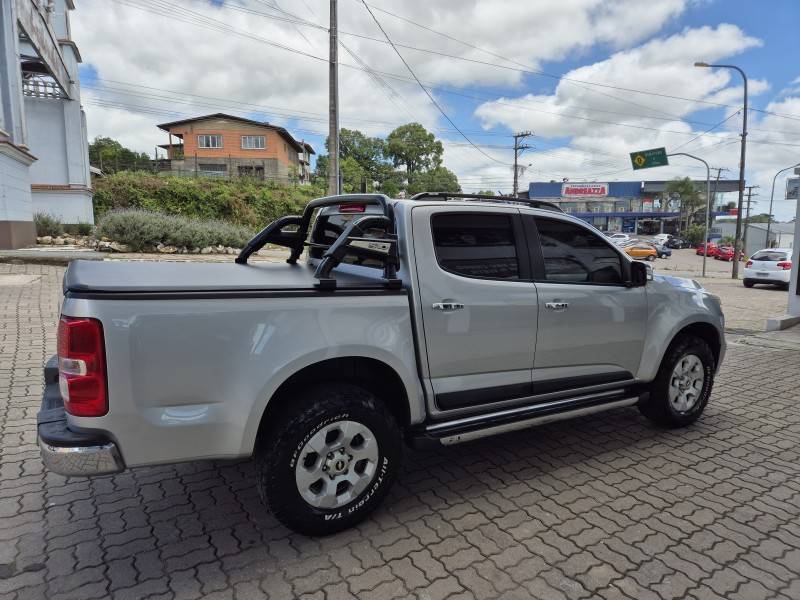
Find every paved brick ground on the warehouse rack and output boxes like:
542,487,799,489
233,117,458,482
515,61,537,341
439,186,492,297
2,263,799,600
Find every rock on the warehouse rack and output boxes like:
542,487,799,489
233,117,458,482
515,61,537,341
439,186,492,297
109,242,129,253
157,245,177,254
200,246,213,254
38,236,52,245
63,236,76,245
53,237,65,245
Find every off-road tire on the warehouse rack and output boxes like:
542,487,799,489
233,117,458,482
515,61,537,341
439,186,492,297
639,335,715,428
255,382,401,536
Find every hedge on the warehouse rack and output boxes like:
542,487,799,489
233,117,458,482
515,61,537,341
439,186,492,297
92,171,326,227
96,210,254,252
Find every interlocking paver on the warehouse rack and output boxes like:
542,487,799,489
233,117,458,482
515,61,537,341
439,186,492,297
1,262,800,599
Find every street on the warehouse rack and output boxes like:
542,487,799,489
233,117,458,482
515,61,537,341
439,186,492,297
2,262,799,600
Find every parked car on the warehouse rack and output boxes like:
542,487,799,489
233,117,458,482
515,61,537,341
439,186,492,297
38,192,725,536
714,246,735,261
743,249,793,289
653,233,672,245
696,242,718,257
625,243,658,261
666,237,690,249
651,243,672,259
606,232,632,244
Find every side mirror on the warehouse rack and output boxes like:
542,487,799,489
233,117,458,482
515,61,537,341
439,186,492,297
629,261,650,287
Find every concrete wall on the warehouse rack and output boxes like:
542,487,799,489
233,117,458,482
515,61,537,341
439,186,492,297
31,188,93,223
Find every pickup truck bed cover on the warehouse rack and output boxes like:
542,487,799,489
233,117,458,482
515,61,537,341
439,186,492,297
64,260,391,295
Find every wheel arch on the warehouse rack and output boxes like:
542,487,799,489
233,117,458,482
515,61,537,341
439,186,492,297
252,356,412,454
672,322,722,367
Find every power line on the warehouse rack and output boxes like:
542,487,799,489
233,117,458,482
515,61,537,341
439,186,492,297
357,0,507,166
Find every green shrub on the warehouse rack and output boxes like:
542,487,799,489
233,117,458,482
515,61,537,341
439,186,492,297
92,171,325,227
64,222,94,236
34,213,64,237
96,210,254,251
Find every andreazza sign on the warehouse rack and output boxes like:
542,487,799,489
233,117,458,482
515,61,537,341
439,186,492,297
561,183,608,197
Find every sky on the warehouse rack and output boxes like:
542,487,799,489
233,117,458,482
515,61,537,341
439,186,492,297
72,0,800,220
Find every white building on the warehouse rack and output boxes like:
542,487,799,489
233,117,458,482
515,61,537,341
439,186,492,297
0,0,91,249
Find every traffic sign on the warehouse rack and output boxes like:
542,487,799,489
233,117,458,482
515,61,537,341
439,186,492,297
787,177,800,200
630,147,669,170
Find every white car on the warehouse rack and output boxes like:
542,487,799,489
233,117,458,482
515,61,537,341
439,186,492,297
743,249,793,289
653,233,672,245
607,233,632,244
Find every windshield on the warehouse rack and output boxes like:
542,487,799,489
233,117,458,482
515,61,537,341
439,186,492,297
751,251,788,262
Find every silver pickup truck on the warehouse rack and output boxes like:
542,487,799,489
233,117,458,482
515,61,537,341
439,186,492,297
38,192,725,535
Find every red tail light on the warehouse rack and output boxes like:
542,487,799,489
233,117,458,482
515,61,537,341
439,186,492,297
339,203,366,213
57,316,108,417
746,260,753,267
777,261,792,270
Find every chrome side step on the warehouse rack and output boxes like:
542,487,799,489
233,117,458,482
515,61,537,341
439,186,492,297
409,389,643,448
439,397,638,445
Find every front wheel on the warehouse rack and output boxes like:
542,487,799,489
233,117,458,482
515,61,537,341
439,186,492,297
639,335,715,428
255,383,402,536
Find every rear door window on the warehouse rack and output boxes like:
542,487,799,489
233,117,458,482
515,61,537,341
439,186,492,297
534,218,624,285
431,213,520,279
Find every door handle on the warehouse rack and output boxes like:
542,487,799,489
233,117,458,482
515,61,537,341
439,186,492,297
432,302,465,311
545,302,569,310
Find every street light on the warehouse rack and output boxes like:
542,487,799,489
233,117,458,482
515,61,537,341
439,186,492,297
668,152,711,277
766,162,800,247
695,62,748,278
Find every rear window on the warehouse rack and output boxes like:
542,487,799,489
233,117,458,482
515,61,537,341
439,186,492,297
309,212,387,269
751,251,788,262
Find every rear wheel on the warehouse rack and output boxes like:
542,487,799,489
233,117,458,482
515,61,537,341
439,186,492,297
743,280,754,288
647,254,656,262
255,383,401,536
640,335,715,428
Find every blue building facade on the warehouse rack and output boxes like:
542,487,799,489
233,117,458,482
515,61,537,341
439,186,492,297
528,180,735,234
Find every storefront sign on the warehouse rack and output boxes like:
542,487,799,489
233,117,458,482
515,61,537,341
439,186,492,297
561,183,608,197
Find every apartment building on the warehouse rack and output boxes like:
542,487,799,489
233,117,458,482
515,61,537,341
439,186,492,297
157,113,314,183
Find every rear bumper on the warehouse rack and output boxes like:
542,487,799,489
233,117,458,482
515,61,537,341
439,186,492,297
742,269,791,283
37,356,125,477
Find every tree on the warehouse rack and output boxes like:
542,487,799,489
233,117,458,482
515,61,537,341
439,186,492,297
747,213,771,223
385,123,443,174
407,166,461,195
89,137,151,173
664,177,703,233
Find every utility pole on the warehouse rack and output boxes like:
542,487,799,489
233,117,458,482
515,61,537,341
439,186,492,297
741,185,758,259
512,131,533,197
328,0,340,196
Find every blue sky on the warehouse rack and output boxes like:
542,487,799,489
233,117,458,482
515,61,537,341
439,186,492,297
74,0,800,219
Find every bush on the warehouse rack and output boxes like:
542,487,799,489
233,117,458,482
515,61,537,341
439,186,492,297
92,171,326,227
684,224,706,246
96,210,254,252
64,222,94,236
34,213,64,237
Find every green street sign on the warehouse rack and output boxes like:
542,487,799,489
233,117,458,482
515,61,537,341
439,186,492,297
630,147,669,170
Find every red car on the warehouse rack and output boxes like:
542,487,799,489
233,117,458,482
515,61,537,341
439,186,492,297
696,242,719,257
714,246,735,261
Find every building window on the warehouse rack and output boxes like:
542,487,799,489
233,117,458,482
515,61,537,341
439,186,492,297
198,163,227,177
241,135,265,149
432,213,519,280
197,134,222,149
238,165,264,178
